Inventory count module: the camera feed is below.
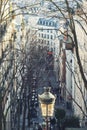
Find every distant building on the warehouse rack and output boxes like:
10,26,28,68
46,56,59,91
28,15,60,81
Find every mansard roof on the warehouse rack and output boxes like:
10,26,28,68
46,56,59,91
37,18,58,28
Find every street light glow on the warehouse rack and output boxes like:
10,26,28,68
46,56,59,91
38,87,56,130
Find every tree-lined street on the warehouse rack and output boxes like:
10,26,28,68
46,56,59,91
0,0,87,130
10,47,74,130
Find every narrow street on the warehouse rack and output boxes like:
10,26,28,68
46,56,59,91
7,45,74,130
12,47,72,130
13,48,59,130
1,1,87,130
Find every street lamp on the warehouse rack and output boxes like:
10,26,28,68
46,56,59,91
38,87,56,130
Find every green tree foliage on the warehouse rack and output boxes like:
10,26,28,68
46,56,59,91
55,108,66,121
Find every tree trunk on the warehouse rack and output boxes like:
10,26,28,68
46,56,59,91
0,95,2,130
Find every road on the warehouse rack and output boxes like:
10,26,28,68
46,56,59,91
13,48,72,130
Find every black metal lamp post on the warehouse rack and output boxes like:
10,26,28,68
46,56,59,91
38,87,56,130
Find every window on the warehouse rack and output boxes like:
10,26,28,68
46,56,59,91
47,35,49,39
44,34,46,38
39,20,42,24
50,35,53,39
50,30,53,33
43,21,45,25
51,48,53,51
47,41,49,45
46,21,48,26
49,22,51,26
42,34,43,38
47,30,49,33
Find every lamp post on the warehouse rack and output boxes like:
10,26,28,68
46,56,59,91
38,87,56,130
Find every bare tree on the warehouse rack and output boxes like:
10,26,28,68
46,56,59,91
45,0,87,88
44,0,87,122
0,1,42,129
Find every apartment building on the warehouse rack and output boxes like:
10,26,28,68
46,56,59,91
72,13,87,126
58,1,87,126
28,15,60,81
0,1,25,129
58,26,74,110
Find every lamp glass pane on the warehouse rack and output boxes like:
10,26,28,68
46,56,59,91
40,103,54,117
41,104,46,116
48,103,54,116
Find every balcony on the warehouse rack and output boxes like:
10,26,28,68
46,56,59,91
64,35,74,51
66,43,73,50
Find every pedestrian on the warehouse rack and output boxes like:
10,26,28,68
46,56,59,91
38,124,42,130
